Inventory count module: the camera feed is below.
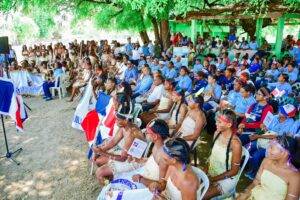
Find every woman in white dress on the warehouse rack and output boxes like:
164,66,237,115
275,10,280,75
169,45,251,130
176,95,206,148
168,90,188,134
150,138,200,200
68,57,92,101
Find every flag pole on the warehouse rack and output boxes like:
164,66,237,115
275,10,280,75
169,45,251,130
90,123,100,176
0,114,23,165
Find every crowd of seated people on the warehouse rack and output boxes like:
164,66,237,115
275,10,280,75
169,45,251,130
1,32,300,199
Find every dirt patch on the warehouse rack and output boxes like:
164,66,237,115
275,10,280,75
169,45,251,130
0,97,100,200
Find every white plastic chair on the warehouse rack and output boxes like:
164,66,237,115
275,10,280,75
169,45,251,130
212,147,250,200
50,75,66,99
133,103,143,125
192,166,209,200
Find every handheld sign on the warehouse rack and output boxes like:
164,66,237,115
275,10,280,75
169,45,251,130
271,88,285,98
127,138,148,159
263,111,274,128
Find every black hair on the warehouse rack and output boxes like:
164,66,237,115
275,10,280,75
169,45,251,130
165,78,176,88
180,66,189,74
209,74,218,81
193,95,204,110
226,68,236,74
148,119,170,140
276,134,297,156
196,71,206,78
116,92,132,116
171,90,186,123
211,109,237,171
120,81,133,97
164,138,191,164
242,83,255,95
280,73,289,82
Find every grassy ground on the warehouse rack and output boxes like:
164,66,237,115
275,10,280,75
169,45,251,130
194,131,252,192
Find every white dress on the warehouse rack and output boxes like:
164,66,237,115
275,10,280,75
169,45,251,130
178,116,196,146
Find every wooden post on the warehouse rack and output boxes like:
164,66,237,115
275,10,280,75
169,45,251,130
255,18,263,47
275,16,285,58
191,19,197,44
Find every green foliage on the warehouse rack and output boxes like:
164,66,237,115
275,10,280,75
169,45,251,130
12,16,39,44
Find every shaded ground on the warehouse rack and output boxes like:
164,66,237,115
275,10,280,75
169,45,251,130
0,97,99,200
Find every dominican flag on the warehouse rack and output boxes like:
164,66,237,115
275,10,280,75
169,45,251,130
71,80,93,130
81,92,116,159
0,78,28,131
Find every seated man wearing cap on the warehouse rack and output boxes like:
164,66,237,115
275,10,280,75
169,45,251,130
93,108,145,185
97,119,171,200
244,104,296,180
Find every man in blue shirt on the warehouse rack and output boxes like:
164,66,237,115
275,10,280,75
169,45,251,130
192,71,207,94
217,68,235,91
42,62,64,101
141,42,150,57
175,66,192,92
268,73,292,95
173,56,182,71
124,61,138,84
284,63,298,83
227,78,244,106
249,38,258,50
133,65,153,98
124,37,133,58
165,61,177,79
192,59,203,73
150,59,160,73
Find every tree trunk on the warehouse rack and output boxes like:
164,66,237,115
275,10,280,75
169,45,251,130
139,30,150,44
240,18,271,40
151,17,161,44
160,19,171,51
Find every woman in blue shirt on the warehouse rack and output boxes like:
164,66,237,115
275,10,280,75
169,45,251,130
133,64,153,98
165,61,177,79
268,73,292,95
202,75,222,111
233,84,256,118
176,66,192,92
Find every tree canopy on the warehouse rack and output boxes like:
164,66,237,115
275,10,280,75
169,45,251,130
1,0,299,47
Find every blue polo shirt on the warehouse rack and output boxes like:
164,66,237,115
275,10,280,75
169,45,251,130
290,120,300,136
227,90,242,106
165,68,177,79
192,79,208,94
134,75,153,95
265,69,280,80
204,83,222,101
234,95,256,114
174,61,182,71
268,82,292,95
193,64,203,73
283,68,298,82
176,75,192,92
267,115,294,135
124,67,138,83
150,64,160,73
217,76,234,91
249,63,261,73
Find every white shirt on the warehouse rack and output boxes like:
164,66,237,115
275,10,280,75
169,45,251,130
147,84,164,103
118,62,127,80
132,49,141,60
